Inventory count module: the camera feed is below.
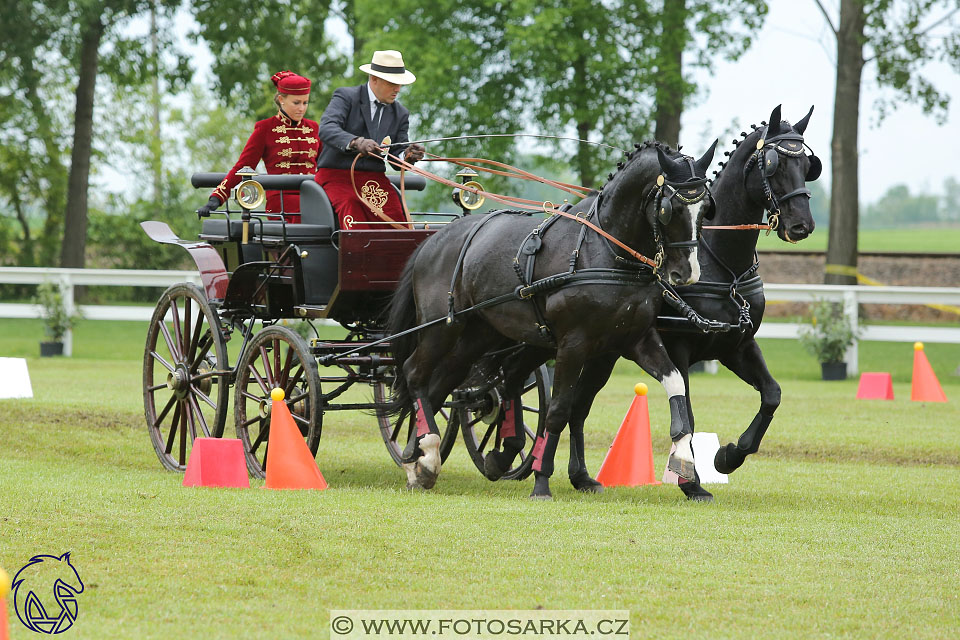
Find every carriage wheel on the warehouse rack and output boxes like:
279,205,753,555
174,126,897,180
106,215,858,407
373,375,458,467
143,282,230,472
234,325,322,478
459,365,550,481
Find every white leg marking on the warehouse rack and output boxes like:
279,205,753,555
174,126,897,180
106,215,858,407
660,370,686,398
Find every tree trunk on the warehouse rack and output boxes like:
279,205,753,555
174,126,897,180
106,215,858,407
60,16,103,269
825,0,865,285
654,0,686,147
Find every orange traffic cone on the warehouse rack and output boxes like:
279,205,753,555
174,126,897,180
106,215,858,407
1,566,10,640
264,388,328,490
911,342,947,403
595,383,661,487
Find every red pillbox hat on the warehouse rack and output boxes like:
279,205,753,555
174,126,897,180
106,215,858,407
271,70,311,95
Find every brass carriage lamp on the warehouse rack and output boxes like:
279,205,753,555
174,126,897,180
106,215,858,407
235,166,265,244
452,167,485,215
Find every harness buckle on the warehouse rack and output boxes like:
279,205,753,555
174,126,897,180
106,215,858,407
766,210,780,236
654,249,664,272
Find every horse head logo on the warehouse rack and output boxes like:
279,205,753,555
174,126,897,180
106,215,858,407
12,552,84,634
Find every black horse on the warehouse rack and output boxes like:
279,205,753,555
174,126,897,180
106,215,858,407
387,141,718,496
563,105,820,501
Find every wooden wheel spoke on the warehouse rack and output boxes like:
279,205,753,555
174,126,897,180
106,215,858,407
251,424,269,452
477,421,497,452
165,402,181,454
240,388,266,403
467,414,484,428
284,366,305,396
524,424,536,440
241,413,263,429
279,344,296,388
522,379,537,394
147,382,167,392
522,405,539,413
183,297,193,364
157,396,177,438
188,394,211,436
287,390,309,405
178,402,187,465
291,412,310,427
259,345,277,388
187,308,205,364
389,416,408,443
158,321,181,362
248,361,270,395
149,351,176,374
190,383,218,410
170,298,185,360
184,396,198,440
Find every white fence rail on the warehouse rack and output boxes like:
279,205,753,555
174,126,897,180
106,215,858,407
1,267,958,372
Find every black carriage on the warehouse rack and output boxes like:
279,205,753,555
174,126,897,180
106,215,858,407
141,170,550,480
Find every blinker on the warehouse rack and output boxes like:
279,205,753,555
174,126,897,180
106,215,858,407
763,148,779,178
805,154,822,181
658,197,673,225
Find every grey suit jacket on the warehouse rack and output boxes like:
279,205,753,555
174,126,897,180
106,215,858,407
316,84,410,172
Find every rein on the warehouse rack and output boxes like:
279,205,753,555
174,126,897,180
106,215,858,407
368,146,662,269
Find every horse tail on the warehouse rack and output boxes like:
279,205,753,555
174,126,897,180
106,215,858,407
383,243,424,420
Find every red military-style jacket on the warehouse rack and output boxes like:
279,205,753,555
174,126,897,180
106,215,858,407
211,111,321,215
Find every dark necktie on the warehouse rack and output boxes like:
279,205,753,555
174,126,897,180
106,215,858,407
373,100,384,140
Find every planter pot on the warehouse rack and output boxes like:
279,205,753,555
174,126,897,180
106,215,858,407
40,341,64,357
820,361,847,381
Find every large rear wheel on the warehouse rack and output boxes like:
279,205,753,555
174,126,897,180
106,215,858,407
459,365,550,481
143,283,229,471
234,325,321,478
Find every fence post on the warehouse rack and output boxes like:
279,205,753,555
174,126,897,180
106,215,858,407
59,272,74,358
843,289,858,376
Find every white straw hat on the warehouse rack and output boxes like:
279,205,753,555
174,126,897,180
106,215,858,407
359,50,417,85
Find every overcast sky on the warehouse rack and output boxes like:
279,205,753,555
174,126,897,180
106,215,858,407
682,1,960,202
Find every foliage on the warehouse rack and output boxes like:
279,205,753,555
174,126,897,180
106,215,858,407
32,280,81,341
862,183,941,228
799,299,861,363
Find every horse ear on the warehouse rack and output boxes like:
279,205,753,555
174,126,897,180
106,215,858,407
695,139,718,177
656,146,686,182
795,105,814,134
767,105,783,138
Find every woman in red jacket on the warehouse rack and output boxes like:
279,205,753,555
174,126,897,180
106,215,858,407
197,71,321,223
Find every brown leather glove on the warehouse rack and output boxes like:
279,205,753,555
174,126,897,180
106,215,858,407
405,143,425,164
352,137,382,157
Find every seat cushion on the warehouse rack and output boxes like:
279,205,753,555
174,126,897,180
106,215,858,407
200,219,332,242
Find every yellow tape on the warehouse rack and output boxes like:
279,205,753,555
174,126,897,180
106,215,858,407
824,263,859,277
856,271,960,316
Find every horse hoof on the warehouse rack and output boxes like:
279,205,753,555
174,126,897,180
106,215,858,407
483,452,507,481
679,482,714,503
401,461,419,488
529,474,552,500
714,443,744,475
569,470,604,493
667,454,696,481
414,434,441,489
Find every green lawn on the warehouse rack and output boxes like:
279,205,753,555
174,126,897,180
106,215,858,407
756,225,960,253
2,319,959,639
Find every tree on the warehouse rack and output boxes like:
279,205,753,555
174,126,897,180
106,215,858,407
861,184,940,227
647,0,768,147
813,0,960,284
191,0,345,118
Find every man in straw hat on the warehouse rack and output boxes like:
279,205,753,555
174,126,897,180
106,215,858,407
315,50,425,229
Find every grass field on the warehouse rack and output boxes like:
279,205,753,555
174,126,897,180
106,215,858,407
755,225,960,253
2,319,959,639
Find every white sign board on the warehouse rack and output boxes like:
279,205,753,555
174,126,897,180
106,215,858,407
662,432,729,485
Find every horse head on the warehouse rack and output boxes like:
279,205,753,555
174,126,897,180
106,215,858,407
740,104,819,243
651,140,717,285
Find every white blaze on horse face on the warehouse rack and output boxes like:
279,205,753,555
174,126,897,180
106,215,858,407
660,370,686,398
684,200,702,284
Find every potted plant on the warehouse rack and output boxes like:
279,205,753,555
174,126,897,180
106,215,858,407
33,280,81,357
799,299,859,380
